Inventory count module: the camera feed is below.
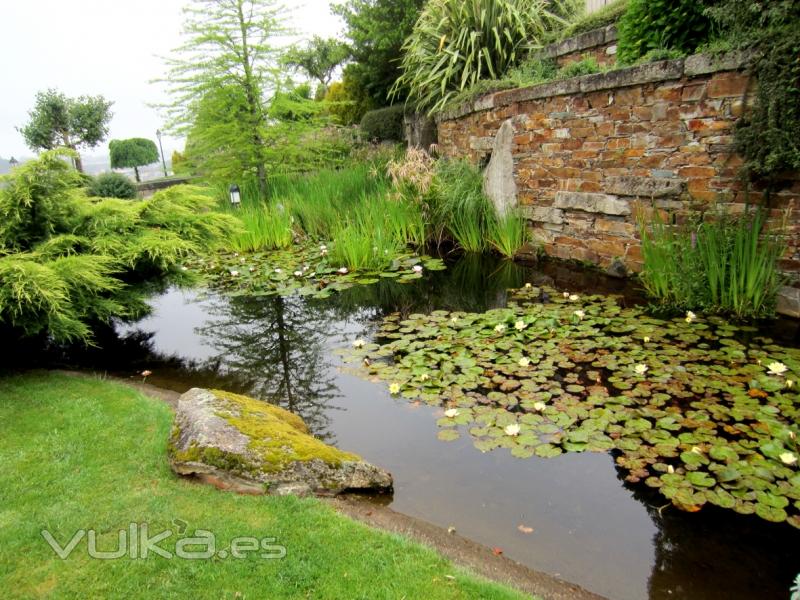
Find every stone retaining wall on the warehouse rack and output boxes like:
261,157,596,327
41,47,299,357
538,25,618,68
436,46,800,315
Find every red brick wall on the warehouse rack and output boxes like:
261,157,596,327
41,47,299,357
437,55,800,279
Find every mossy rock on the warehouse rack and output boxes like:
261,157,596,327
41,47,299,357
169,388,393,496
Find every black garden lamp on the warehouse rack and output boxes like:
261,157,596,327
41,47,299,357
229,184,241,207
9,157,18,169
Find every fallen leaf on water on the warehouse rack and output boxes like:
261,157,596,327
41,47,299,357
748,388,768,398
517,524,534,534
492,547,503,556
447,526,456,534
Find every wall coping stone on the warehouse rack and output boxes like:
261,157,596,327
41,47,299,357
539,25,617,60
435,50,750,123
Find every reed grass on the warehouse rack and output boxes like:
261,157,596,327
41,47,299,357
487,210,529,258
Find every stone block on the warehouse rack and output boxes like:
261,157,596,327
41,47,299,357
777,287,800,318
554,191,630,216
483,119,518,216
605,176,685,198
522,206,565,225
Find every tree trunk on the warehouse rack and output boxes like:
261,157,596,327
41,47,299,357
61,131,83,173
236,0,268,199
73,152,84,173
134,166,141,182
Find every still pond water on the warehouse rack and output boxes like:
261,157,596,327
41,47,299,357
90,255,797,600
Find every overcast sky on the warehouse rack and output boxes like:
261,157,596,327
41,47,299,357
0,0,343,160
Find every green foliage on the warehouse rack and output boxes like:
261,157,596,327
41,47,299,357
705,0,800,187
324,67,376,125
282,36,349,87
332,0,426,103
18,88,113,172
555,0,627,40
87,172,137,199
360,105,405,141
487,210,529,258
109,138,159,182
159,0,286,195
427,160,494,252
638,208,785,318
230,206,295,252
617,0,712,65
393,0,579,114
0,150,237,343
556,56,603,78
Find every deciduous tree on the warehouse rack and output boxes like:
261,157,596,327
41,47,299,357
109,138,159,182
18,89,113,173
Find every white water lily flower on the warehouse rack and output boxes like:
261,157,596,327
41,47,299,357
643,336,651,343
574,310,585,320
352,339,366,349
274,268,282,273
444,408,460,418
787,380,795,389
249,267,256,272
230,270,239,276
320,248,328,256
389,383,401,395
233,252,239,257
691,446,702,454
667,465,675,474
504,423,521,436
180,266,188,271
518,357,531,367
338,267,348,274
450,316,459,323
419,373,430,382
293,270,303,277
767,361,788,376
514,320,527,331
780,452,797,466
494,324,506,333
524,283,532,288
240,257,246,263
320,244,327,250
634,364,648,375
413,265,423,273
562,292,570,298
533,401,546,412
569,294,579,301
685,311,697,323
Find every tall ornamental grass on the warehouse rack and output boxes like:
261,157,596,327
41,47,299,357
638,207,785,318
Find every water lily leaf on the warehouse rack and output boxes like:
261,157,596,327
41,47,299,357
437,429,460,442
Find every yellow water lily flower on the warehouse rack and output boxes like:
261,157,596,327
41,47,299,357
389,383,401,395
444,408,460,418
780,452,797,466
787,380,794,389
504,423,521,436
685,311,696,323
767,361,788,376
643,336,651,343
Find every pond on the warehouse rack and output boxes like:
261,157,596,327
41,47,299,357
73,254,799,600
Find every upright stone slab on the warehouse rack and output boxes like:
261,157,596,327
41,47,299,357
483,119,517,216
169,388,393,496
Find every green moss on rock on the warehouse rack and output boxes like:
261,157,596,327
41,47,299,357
210,389,361,472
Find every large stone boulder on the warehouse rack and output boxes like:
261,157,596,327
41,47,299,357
169,388,393,497
483,118,518,216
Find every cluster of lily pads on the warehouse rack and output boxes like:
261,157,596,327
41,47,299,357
343,285,800,527
184,245,446,298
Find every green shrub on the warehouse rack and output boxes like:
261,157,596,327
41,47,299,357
0,149,238,343
557,56,603,79
617,0,711,65
360,106,405,142
556,0,627,40
393,0,579,114
638,207,785,318
87,172,138,199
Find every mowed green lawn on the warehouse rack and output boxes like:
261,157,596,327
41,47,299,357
0,372,524,600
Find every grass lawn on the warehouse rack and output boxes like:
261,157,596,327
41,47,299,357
0,372,524,599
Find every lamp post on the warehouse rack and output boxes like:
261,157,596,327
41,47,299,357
9,157,18,169
229,184,241,208
155,129,168,178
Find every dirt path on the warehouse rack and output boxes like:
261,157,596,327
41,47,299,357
60,369,608,600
